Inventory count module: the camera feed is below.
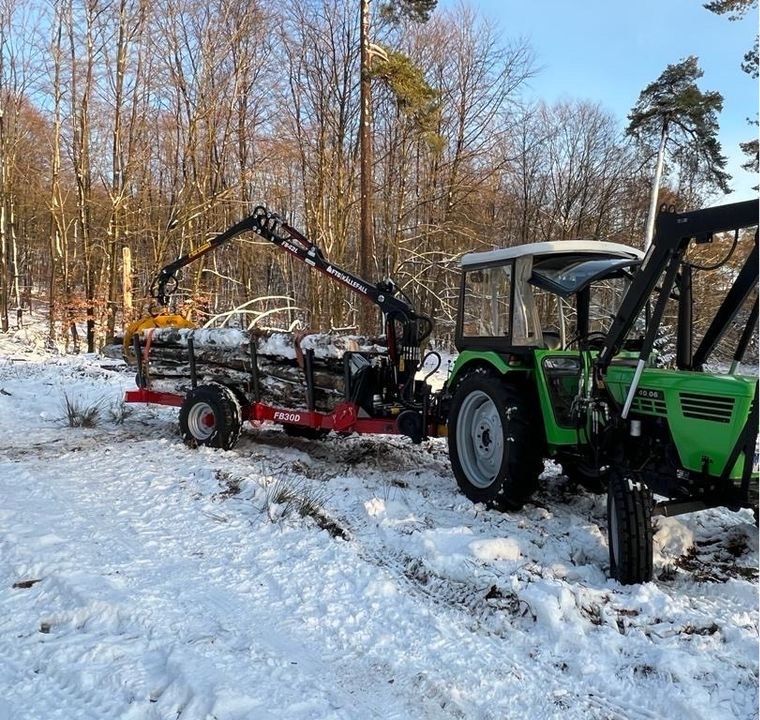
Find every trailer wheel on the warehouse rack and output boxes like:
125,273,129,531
448,374,541,510
607,471,653,584
179,383,242,450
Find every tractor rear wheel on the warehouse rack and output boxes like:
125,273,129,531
448,373,542,510
179,383,242,450
607,471,653,584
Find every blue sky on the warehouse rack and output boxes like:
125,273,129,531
440,0,758,201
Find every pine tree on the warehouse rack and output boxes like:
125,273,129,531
704,0,758,188
627,56,730,247
357,0,437,332
703,0,756,20
381,0,437,22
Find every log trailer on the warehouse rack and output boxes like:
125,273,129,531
125,199,759,584
124,206,440,444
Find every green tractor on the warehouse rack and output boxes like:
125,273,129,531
445,199,758,584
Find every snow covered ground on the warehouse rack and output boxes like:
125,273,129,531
0,322,757,720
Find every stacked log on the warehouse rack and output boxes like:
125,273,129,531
131,327,386,411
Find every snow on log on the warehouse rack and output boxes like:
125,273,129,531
130,327,386,411
137,327,386,359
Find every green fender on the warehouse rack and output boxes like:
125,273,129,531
447,350,529,387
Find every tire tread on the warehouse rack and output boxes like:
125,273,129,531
608,472,653,584
179,382,242,450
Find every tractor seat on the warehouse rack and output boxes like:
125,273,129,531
542,331,562,350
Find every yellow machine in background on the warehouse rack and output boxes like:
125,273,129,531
123,313,195,362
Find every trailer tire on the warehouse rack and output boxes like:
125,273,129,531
448,373,541,510
179,383,242,450
607,471,653,584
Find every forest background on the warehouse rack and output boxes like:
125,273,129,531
0,0,756,351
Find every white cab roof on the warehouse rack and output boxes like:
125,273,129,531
460,240,644,269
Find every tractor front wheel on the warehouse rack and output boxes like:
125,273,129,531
448,373,542,510
607,471,653,584
179,383,242,450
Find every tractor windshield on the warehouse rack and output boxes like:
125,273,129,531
533,275,641,348
589,276,632,334
529,254,641,349
531,255,638,297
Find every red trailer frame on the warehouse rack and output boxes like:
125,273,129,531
124,387,444,438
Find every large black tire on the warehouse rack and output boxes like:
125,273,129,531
607,471,653,584
179,383,242,450
447,372,542,510
562,458,609,493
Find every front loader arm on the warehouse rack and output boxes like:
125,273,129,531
595,199,759,376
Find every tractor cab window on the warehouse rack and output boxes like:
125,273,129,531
462,264,512,339
530,254,641,349
533,287,577,349
588,276,629,335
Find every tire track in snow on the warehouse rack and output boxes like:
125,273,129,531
360,545,526,634
3,447,454,720
165,583,434,720
0,465,164,719
349,535,666,720
0,425,174,463
0,638,125,720
248,440,661,720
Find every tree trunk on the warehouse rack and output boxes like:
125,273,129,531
358,0,374,333
48,6,65,344
643,119,669,250
106,0,128,345
0,109,7,332
122,246,133,325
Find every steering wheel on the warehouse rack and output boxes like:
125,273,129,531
562,331,607,351
584,331,608,350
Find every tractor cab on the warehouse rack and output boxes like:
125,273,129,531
455,241,644,437
455,241,644,354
